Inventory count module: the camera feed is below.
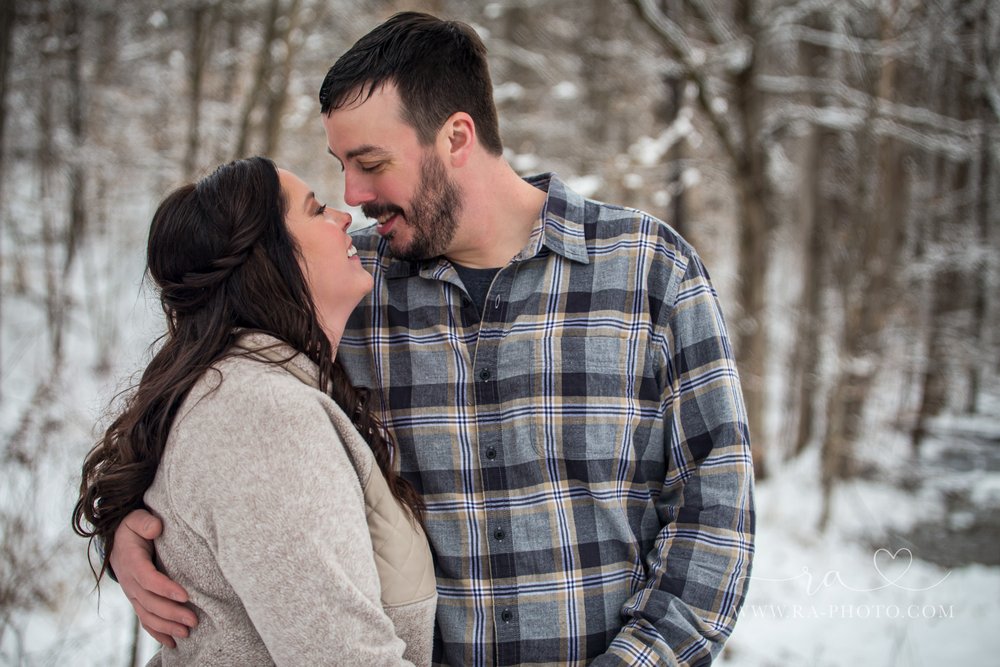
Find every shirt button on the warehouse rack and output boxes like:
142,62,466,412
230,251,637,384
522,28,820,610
500,608,513,623
493,527,505,541
478,368,491,381
485,446,497,460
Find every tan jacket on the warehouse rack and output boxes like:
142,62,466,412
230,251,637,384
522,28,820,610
144,333,437,666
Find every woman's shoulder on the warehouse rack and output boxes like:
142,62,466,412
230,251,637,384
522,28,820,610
179,341,321,417
161,356,338,477
151,354,365,529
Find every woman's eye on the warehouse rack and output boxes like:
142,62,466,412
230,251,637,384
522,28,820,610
316,204,327,215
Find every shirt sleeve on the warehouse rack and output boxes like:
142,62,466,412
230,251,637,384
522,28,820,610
170,377,415,666
592,251,756,666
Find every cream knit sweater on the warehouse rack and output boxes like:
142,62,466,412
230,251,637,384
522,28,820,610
143,334,436,666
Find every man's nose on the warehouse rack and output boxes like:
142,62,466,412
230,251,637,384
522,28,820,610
343,170,376,207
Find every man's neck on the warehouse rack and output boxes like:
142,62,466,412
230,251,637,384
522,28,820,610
444,161,547,269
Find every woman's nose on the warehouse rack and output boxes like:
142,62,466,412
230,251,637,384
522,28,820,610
337,210,352,231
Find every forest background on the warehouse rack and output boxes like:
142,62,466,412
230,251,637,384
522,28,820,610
1,0,998,664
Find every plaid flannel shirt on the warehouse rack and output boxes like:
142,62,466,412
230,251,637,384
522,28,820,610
339,173,755,666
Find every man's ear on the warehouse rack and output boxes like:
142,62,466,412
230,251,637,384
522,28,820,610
440,112,475,168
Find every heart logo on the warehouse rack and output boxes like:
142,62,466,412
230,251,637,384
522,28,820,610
872,547,913,586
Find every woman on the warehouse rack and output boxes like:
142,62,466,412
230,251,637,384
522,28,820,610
72,157,436,665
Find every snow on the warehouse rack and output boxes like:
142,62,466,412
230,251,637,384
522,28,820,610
565,174,603,198
552,81,579,100
493,81,525,103
630,110,697,166
720,449,1000,666
507,150,542,174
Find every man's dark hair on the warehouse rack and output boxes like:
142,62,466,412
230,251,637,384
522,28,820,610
319,11,503,156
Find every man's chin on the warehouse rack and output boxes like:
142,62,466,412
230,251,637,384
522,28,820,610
385,236,416,261
388,239,438,263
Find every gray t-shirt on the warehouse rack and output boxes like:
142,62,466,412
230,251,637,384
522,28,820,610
452,262,500,317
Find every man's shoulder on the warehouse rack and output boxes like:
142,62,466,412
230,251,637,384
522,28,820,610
584,197,695,259
544,175,689,246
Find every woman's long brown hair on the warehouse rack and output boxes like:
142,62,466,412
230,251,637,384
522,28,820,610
72,157,422,581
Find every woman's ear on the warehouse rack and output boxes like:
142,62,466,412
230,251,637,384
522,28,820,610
440,112,475,168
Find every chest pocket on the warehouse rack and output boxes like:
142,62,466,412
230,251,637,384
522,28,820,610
503,333,645,463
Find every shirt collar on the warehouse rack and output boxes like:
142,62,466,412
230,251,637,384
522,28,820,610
520,172,590,265
383,171,591,279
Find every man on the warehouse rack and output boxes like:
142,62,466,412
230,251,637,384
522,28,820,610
111,12,754,666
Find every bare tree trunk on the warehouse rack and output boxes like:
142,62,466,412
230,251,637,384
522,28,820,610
911,252,962,450
733,172,768,475
732,0,769,478
183,3,218,177
0,0,13,184
656,0,688,238
784,17,829,458
232,0,302,159
910,5,981,446
261,0,302,156
39,5,62,364
785,127,828,458
62,0,86,278
220,5,240,102
820,8,907,528
966,134,988,414
0,0,16,402
234,0,282,158
629,0,771,475
966,8,996,413
0,0,14,165
501,4,538,90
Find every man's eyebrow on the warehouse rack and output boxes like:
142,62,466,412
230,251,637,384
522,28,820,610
345,144,389,161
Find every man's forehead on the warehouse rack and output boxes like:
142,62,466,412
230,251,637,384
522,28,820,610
322,118,394,160
323,89,413,158
326,80,400,117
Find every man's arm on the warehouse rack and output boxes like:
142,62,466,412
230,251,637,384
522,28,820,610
593,251,755,666
110,509,198,647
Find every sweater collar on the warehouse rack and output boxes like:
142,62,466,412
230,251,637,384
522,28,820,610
231,332,322,390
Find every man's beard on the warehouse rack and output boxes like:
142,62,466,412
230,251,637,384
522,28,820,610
363,152,462,262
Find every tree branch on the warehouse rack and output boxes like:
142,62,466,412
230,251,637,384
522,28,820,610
629,0,744,165
683,0,737,46
756,74,982,138
761,103,984,159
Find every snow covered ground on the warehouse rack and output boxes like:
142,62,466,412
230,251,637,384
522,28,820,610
721,447,1000,666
